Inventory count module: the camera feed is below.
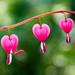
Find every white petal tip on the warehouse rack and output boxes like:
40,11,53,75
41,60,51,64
6,53,12,65
40,42,47,54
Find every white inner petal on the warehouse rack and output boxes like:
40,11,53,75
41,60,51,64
41,42,44,53
8,53,12,65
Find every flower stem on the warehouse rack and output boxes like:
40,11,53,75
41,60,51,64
0,10,75,31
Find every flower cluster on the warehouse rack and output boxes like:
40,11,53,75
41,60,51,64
32,18,74,54
1,17,74,65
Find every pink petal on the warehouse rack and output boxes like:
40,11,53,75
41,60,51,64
15,50,25,54
32,24,50,42
10,34,19,53
1,34,19,54
66,33,71,43
42,24,50,37
1,35,11,54
58,18,74,33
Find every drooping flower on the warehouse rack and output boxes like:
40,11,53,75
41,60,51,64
58,18,74,43
32,24,50,54
1,34,25,65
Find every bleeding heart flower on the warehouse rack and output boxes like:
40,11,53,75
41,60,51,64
1,34,25,65
32,24,50,54
58,18,74,43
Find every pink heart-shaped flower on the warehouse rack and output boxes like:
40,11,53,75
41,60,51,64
58,18,74,44
1,34,25,65
32,24,50,54
58,18,74,33
1,34,18,54
32,24,50,42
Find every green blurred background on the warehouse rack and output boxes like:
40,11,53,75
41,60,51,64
0,0,75,75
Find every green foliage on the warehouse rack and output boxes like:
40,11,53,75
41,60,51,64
0,0,74,75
